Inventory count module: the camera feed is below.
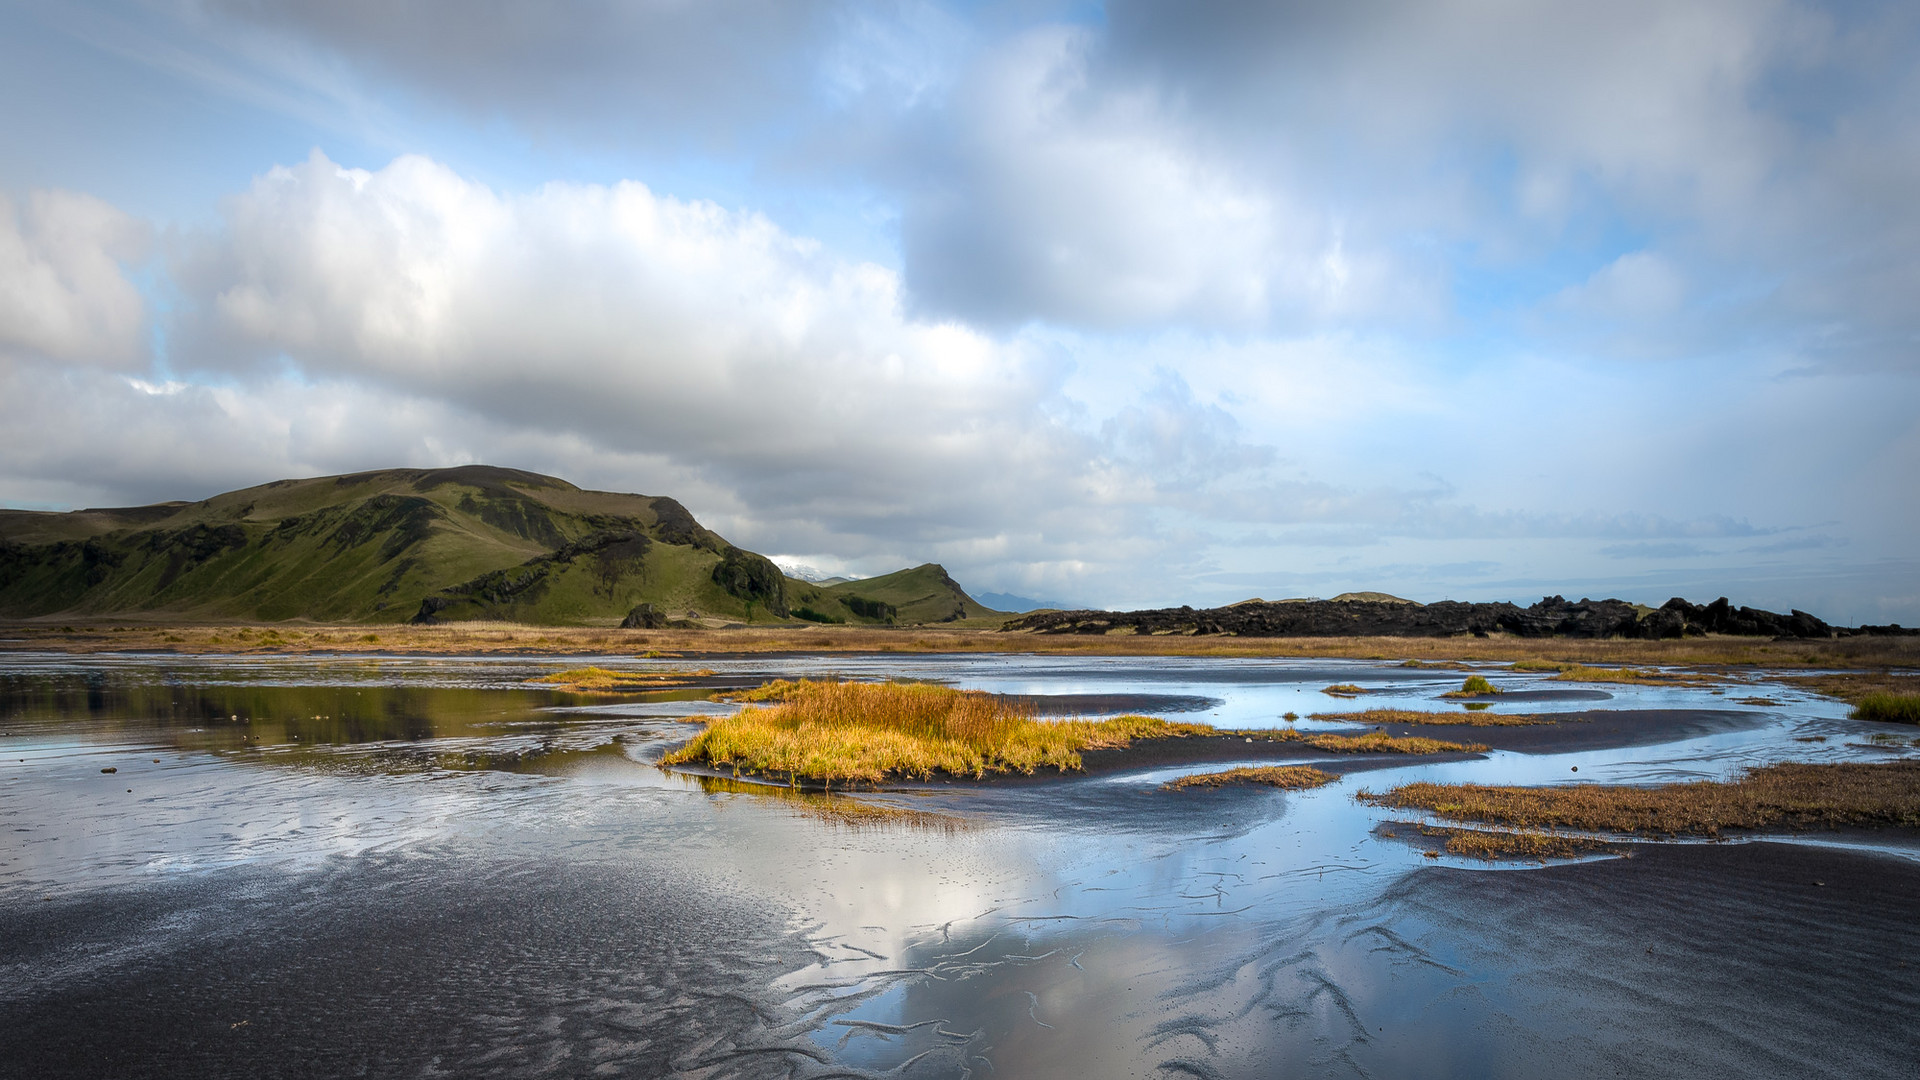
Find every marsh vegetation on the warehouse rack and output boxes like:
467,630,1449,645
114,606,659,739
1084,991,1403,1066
1359,761,1920,837
1852,692,1920,724
529,666,715,691
9,621,1920,674
1377,821,1632,860
661,678,1212,783
1310,708,1552,727
1441,674,1500,697
1163,765,1334,791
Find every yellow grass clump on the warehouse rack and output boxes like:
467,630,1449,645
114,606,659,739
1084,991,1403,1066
1853,692,1920,724
1520,662,1716,687
1358,761,1920,836
1783,670,1919,708
529,666,714,691
663,678,1213,784
1164,765,1334,791
1310,708,1552,727
1440,674,1500,698
1283,730,1486,754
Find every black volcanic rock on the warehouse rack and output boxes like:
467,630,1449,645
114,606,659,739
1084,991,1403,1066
1003,594,1844,640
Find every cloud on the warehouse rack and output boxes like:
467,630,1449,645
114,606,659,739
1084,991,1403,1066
893,25,1397,330
131,155,1797,581
202,0,856,150
0,189,150,368
1744,534,1850,554
0,128,1912,620
872,0,1920,360
168,151,1104,545
1599,541,1712,560
48,1,1920,366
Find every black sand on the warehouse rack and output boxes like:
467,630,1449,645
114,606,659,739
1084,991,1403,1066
0,856,820,1080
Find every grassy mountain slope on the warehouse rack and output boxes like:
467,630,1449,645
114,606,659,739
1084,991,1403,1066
0,466,803,625
782,563,1002,626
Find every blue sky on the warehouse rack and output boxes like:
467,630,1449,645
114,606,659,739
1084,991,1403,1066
1,0,1916,622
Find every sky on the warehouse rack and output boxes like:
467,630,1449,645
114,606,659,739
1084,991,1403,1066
1,0,1916,622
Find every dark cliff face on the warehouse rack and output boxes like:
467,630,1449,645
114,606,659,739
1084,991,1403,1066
709,547,790,617
1003,595,1856,640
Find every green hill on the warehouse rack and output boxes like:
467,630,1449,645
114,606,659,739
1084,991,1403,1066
0,466,1003,627
785,563,1003,627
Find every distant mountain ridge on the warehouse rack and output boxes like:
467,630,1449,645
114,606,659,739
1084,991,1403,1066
0,466,1000,626
974,590,1075,613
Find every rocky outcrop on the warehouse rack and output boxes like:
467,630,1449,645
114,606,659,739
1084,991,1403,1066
620,603,666,629
710,546,788,617
1003,594,1846,640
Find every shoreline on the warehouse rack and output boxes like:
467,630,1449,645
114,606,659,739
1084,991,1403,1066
4,621,1919,670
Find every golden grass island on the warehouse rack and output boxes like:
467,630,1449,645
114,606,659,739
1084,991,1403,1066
1164,766,1335,791
660,678,1212,784
654,678,1490,786
528,665,715,691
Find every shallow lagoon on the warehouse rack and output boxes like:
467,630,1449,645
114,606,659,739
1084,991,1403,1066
3,652,1917,1078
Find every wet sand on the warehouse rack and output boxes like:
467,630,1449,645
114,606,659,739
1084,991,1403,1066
6,652,1915,1079
0,855,821,1079
1364,841,1920,1077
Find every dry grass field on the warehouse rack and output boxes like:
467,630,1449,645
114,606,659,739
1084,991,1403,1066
7,619,1917,671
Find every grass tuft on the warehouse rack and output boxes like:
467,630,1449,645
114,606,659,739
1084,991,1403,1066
530,666,714,691
1310,708,1551,727
1164,766,1334,791
663,678,1213,784
1546,664,1713,687
1322,683,1365,696
1852,692,1920,725
1441,674,1499,698
1358,761,1920,836
1284,730,1486,754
